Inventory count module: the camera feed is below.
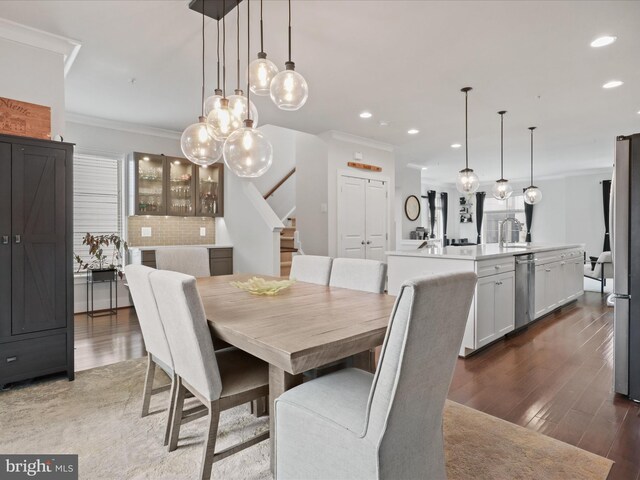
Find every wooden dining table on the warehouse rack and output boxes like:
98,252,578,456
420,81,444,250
196,273,397,471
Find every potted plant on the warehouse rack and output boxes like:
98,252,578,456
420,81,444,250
74,233,128,282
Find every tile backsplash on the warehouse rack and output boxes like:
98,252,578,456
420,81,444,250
127,216,215,247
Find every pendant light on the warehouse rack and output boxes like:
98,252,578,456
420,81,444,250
492,110,513,200
524,127,542,205
203,19,223,116
224,0,273,178
248,0,279,95
206,0,241,140
181,10,223,166
456,87,480,194
269,0,308,111
228,1,259,126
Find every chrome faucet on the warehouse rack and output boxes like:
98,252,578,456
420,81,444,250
498,217,523,247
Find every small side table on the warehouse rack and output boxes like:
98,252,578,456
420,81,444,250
86,268,118,318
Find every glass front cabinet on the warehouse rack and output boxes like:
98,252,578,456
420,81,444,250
133,152,224,217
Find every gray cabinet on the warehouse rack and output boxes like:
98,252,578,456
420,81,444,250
0,135,74,386
139,247,233,276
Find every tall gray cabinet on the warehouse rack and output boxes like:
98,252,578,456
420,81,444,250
0,134,74,386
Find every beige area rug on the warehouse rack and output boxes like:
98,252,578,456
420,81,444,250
0,359,612,480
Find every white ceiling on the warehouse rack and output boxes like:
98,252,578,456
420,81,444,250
1,0,639,183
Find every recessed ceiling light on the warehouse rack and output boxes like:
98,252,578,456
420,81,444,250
407,128,419,135
378,120,390,127
590,36,617,48
603,80,623,89
143,156,150,161
451,143,462,149
359,111,372,119
174,160,181,165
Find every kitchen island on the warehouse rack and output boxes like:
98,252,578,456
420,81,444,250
387,243,585,356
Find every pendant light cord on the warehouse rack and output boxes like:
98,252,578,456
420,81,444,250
201,10,205,117
247,0,251,121
259,0,264,54
236,0,240,90
216,20,220,90
529,127,535,185
223,0,226,98
499,111,505,179
288,0,292,62
464,89,469,170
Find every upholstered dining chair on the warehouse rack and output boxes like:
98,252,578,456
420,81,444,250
149,270,269,480
329,258,387,294
289,255,333,285
584,251,613,293
275,272,477,479
155,247,211,277
124,265,176,445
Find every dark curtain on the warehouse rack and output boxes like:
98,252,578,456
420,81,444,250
603,180,612,251
441,192,448,245
524,189,534,242
427,190,436,238
475,192,486,244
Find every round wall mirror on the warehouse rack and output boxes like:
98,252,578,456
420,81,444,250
404,195,421,221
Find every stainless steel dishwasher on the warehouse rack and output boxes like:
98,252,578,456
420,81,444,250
515,254,535,330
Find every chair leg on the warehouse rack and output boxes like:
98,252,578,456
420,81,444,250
141,355,156,418
168,377,186,452
199,401,220,480
164,374,178,446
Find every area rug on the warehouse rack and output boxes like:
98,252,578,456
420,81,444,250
0,358,612,480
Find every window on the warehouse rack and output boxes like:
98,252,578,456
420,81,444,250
420,193,443,243
73,153,123,269
482,194,526,244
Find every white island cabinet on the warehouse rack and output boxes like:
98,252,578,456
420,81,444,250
387,243,584,357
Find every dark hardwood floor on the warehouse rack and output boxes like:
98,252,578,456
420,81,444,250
74,292,639,480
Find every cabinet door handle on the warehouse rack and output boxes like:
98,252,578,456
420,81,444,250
6,356,17,363
366,241,371,245
361,240,365,245
546,269,551,272
494,265,501,269
14,235,21,244
1,236,8,245
561,261,566,265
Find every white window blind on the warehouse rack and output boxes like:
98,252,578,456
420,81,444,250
482,194,526,244
73,154,122,268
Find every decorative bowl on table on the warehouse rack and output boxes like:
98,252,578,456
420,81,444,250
230,277,295,296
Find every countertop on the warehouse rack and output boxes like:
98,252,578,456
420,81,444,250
129,244,233,251
386,243,585,261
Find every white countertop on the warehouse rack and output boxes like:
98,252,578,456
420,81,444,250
386,243,584,260
129,244,233,251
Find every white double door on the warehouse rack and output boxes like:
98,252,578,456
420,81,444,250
338,175,388,261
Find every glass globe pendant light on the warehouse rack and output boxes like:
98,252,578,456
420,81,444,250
492,110,513,200
206,1,241,140
228,3,259,126
524,127,543,205
203,20,223,116
456,87,480,194
181,10,223,166
269,0,309,111
224,0,273,178
248,0,279,95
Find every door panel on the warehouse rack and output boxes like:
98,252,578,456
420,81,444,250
475,276,496,348
534,265,547,318
0,142,11,339
12,144,67,335
365,180,387,262
338,176,366,258
495,272,515,335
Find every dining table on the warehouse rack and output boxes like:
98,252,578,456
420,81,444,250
196,273,397,472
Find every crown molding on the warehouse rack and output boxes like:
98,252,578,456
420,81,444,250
323,130,395,152
66,112,182,140
0,18,81,77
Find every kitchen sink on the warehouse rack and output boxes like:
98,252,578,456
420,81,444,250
501,242,531,248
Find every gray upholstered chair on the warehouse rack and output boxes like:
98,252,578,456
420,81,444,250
289,255,333,285
155,247,211,277
149,270,269,480
584,251,613,293
123,264,175,443
275,272,477,479
329,258,387,294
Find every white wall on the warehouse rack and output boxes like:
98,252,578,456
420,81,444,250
321,131,396,258
295,133,329,255
395,166,423,241
0,38,65,137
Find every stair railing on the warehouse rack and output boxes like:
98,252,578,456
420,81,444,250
264,168,296,200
